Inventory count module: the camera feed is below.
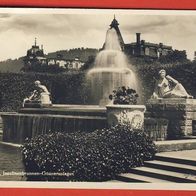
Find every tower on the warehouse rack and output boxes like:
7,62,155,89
110,15,125,50
23,38,46,71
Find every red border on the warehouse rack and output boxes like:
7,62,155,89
0,189,195,196
0,0,196,195
0,0,195,9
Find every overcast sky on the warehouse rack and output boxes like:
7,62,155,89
1,10,196,61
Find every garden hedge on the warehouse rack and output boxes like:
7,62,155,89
134,61,196,102
0,71,90,111
0,61,195,111
22,124,157,181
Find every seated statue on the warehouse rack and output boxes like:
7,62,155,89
23,80,51,107
151,69,193,99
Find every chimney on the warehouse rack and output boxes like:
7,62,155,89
35,37,37,46
136,33,141,45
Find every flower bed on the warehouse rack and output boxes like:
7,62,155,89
22,124,157,181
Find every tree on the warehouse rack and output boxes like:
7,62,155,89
80,55,95,71
159,50,188,64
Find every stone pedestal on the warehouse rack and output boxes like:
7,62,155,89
106,105,146,129
144,118,168,141
23,100,52,108
147,98,196,139
40,93,52,105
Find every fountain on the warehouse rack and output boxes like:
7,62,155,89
2,105,107,144
87,28,139,106
1,18,145,144
87,27,145,129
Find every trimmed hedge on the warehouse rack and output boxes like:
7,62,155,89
0,61,195,111
0,72,90,111
22,124,157,181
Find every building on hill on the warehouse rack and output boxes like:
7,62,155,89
48,56,84,69
109,17,179,59
23,38,47,70
23,39,85,71
124,33,173,58
68,57,85,69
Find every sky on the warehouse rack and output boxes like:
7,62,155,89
1,9,196,61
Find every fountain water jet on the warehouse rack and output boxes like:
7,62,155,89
87,28,139,106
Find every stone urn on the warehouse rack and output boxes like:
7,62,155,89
106,104,146,129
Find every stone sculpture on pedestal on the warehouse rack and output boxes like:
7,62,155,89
151,69,193,99
148,69,196,139
23,80,51,107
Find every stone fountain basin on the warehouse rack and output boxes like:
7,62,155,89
20,104,106,117
1,105,107,144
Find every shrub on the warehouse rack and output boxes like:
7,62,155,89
22,124,157,181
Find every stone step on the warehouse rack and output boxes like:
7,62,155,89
0,141,22,148
155,139,196,152
116,173,173,183
144,160,196,175
182,136,196,139
127,167,196,183
155,153,196,166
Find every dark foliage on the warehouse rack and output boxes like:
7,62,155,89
22,62,66,73
159,50,188,64
0,58,195,111
0,72,90,111
0,57,24,73
22,124,156,181
47,48,98,62
80,55,95,71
